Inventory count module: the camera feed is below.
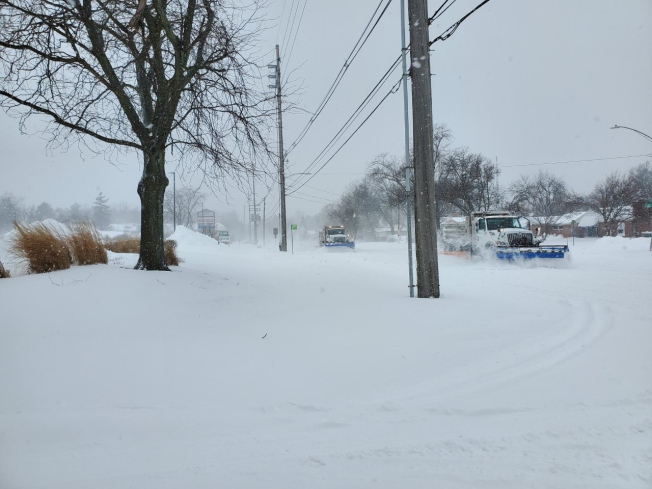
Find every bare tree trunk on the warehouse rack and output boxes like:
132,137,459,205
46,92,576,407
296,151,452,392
135,149,169,270
409,0,440,298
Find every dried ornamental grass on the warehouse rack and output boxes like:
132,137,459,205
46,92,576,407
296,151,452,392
9,222,71,274
66,221,108,265
0,260,10,278
104,236,180,266
104,236,140,254
164,239,179,266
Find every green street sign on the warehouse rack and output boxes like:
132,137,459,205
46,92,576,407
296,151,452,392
645,199,652,208
291,224,298,230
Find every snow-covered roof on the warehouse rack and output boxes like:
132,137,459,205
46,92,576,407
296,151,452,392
529,211,601,227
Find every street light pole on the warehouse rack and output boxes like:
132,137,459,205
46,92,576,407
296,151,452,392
400,0,415,298
610,124,652,250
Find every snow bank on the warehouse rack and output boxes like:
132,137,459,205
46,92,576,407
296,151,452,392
168,225,220,250
592,235,650,251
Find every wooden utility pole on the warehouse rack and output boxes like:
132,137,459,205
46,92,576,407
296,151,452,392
408,0,440,298
275,45,288,252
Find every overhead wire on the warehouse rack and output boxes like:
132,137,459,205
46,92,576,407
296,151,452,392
275,0,289,45
300,184,342,196
429,0,491,47
281,0,491,203
429,0,457,24
287,55,402,192
287,77,403,195
500,154,652,168
288,194,335,205
280,0,299,55
284,0,393,157
284,0,309,82
293,191,335,202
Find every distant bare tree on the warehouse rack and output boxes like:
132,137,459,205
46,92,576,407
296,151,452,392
585,171,636,236
0,1,271,269
432,123,453,227
325,180,380,240
164,186,204,228
629,162,652,201
367,154,407,234
509,171,572,234
438,148,502,216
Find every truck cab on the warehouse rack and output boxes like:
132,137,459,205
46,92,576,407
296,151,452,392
471,212,543,251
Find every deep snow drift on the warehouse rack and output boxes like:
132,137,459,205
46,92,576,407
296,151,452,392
0,230,650,488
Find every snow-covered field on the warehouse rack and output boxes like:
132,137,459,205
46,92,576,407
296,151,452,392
1,228,651,488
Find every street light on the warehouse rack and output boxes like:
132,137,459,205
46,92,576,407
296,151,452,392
610,125,652,143
611,124,652,250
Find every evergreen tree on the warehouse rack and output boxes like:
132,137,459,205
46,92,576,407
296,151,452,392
0,193,20,232
93,193,112,230
35,202,55,221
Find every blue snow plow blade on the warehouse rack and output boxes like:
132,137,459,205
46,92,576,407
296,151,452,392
495,245,569,260
325,241,355,250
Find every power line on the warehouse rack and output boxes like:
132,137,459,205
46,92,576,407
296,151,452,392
288,77,402,195
265,197,280,220
287,194,334,205
275,0,289,45
287,56,402,191
284,0,309,81
429,0,456,24
280,0,299,54
499,153,652,168
429,0,491,47
300,184,342,196
285,0,393,157
293,191,335,202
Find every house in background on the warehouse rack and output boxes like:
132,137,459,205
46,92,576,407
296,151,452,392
550,211,601,238
529,211,601,238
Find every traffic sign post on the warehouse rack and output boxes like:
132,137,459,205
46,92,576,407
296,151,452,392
291,224,297,254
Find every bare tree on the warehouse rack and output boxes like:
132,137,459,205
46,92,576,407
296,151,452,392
629,161,652,201
164,186,203,228
585,171,636,236
438,148,502,216
509,171,572,234
367,154,407,234
432,123,453,227
0,1,271,269
325,180,380,240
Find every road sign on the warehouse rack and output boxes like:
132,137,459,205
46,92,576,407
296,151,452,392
291,224,297,230
273,227,278,237
645,199,652,208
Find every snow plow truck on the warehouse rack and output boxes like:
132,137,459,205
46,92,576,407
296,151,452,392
319,225,355,250
441,211,568,260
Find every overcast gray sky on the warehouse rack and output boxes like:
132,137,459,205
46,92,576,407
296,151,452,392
1,0,651,219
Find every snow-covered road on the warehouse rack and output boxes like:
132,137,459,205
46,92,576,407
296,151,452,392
1,230,650,488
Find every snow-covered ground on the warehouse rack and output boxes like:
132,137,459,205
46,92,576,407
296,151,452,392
1,228,650,488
